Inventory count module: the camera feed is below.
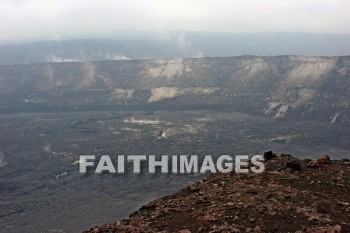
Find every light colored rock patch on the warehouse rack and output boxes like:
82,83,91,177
124,116,161,125
73,156,89,165
331,113,342,124
183,124,201,134
144,59,184,78
78,63,95,89
121,127,139,132
234,58,270,81
148,87,179,102
284,60,336,88
98,75,115,87
270,134,299,143
196,116,214,122
109,89,135,101
292,89,317,107
56,172,68,179
273,104,289,118
148,87,217,103
158,131,167,139
161,123,203,139
265,102,281,114
43,144,52,153
298,88,317,100
243,58,269,77
185,65,192,72
267,88,317,111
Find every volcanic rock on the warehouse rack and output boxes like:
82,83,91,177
84,153,350,233
319,155,331,164
307,160,319,168
263,151,276,161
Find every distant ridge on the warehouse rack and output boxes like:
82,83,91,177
0,32,350,66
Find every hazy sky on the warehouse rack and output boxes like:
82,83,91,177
1,0,349,41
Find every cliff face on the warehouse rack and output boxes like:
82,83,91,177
0,56,349,123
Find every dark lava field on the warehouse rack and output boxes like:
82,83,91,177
0,109,349,232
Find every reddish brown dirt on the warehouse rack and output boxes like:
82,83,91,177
84,154,350,233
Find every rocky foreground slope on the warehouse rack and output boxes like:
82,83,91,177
84,153,350,233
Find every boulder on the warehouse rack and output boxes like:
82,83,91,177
319,155,331,164
264,151,276,161
307,160,319,168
